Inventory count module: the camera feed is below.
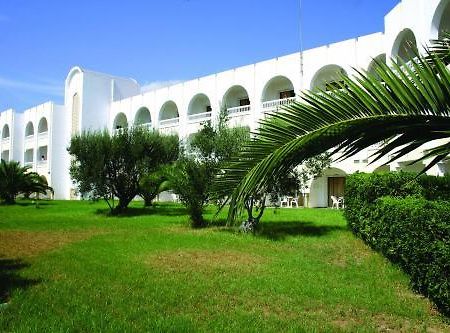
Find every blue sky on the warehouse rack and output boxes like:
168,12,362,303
0,0,399,111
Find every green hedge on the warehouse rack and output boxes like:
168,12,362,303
344,172,450,316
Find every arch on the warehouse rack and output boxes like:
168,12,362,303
1,124,10,139
188,93,212,116
134,107,152,126
310,65,347,91
261,76,295,102
391,28,418,62
159,101,179,121
113,112,128,130
223,85,250,109
431,0,450,38
38,117,48,133
309,167,347,208
65,66,83,87
367,54,387,80
25,122,34,136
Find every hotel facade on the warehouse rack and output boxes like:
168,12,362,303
1,0,449,206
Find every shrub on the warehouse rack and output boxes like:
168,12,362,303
344,172,422,235
344,171,450,316
364,197,450,315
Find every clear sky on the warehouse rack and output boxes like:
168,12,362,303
0,0,400,111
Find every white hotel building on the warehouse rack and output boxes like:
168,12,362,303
1,0,450,206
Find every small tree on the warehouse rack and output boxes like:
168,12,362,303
68,128,178,214
167,108,250,227
0,160,52,204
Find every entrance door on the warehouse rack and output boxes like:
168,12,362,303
328,177,345,207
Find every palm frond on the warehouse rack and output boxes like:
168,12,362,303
219,44,450,224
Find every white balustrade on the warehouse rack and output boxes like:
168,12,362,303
188,111,212,123
159,117,179,128
227,105,251,116
261,97,296,111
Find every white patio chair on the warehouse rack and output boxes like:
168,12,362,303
280,196,289,208
331,195,341,209
290,197,298,208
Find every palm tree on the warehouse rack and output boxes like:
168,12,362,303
0,160,53,204
220,35,450,224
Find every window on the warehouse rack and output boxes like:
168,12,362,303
279,90,295,99
239,98,250,106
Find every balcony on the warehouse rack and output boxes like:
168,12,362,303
38,130,48,141
262,97,296,114
1,137,10,147
227,105,251,117
136,123,152,130
188,111,212,123
159,117,179,128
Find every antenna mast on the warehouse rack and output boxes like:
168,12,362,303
299,0,304,90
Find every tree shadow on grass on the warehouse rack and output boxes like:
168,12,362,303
0,259,40,304
94,205,187,218
255,221,347,241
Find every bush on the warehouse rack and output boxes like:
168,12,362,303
364,197,450,315
344,172,422,235
344,172,450,316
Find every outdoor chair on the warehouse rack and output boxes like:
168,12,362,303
331,195,341,209
280,196,289,208
290,197,298,208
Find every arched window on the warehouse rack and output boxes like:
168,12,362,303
367,54,387,81
223,85,251,115
25,122,34,137
134,107,152,127
431,0,450,38
1,124,10,139
391,29,418,62
310,65,347,91
188,94,212,121
38,117,48,133
159,101,179,127
113,113,128,130
261,76,295,102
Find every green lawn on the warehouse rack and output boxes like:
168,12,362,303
0,201,448,332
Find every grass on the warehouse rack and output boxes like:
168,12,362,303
0,200,449,332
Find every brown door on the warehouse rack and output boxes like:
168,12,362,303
328,177,346,207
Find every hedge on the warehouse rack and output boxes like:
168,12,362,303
344,172,450,316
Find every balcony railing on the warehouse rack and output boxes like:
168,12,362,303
38,131,48,140
159,118,179,128
227,105,251,116
1,137,10,146
135,123,152,130
188,111,212,123
262,97,296,112
24,161,33,167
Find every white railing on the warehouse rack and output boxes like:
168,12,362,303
37,160,48,167
1,137,10,146
262,97,296,110
24,161,33,167
188,111,212,123
136,123,152,130
38,131,48,142
159,118,179,128
227,105,251,116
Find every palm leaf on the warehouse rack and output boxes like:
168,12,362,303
219,38,450,224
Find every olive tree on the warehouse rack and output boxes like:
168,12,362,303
68,127,178,214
